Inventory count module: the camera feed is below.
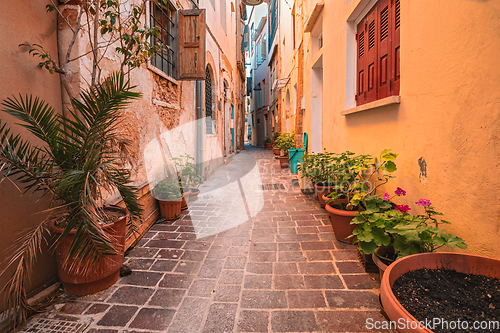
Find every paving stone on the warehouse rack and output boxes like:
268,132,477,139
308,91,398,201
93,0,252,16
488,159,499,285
300,241,336,251
252,227,277,235
96,305,138,326
296,226,319,234
107,286,154,305
273,275,305,290
274,262,299,275
125,258,155,270
219,269,245,284
287,290,327,308
277,251,307,262
214,285,241,302
198,259,225,278
144,239,186,249
303,275,345,289
232,237,250,246
241,290,287,309
244,274,272,289
224,256,247,269
250,234,276,243
230,245,250,256
157,249,184,259
206,246,230,259
180,250,206,261
83,303,110,315
342,274,378,289
298,262,335,275
316,310,391,332
277,221,296,228
331,250,359,261
277,242,301,251
325,290,379,309
202,303,238,333
275,234,319,242
150,225,178,232
237,310,270,332
183,241,210,251
150,259,177,272
86,329,118,333
148,288,186,307
271,310,320,332
249,251,277,262
277,227,297,235
61,302,90,314
250,242,277,252
126,248,159,258
129,307,175,330
167,297,211,333
153,232,180,240
246,263,273,274
304,250,333,261
336,261,366,273
159,273,194,289
119,271,163,287
174,261,201,274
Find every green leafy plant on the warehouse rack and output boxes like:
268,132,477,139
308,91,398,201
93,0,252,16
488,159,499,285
172,154,201,190
0,72,142,326
298,151,338,184
326,149,398,210
351,191,467,258
153,178,182,201
264,137,272,144
274,132,296,155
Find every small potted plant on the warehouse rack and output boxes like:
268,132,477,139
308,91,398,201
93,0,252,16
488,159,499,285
264,137,272,149
153,178,183,220
272,132,280,155
275,132,296,168
325,149,398,243
172,154,202,208
0,73,142,324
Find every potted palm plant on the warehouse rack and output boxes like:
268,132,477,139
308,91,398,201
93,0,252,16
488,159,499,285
0,73,142,323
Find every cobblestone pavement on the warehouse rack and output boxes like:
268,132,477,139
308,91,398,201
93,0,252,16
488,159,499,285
24,145,392,332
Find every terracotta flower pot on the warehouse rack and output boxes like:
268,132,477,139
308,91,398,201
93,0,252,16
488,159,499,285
272,147,280,155
49,206,128,296
264,143,272,149
278,155,289,168
315,183,334,208
190,188,201,200
181,189,191,210
325,199,359,244
372,246,396,279
380,252,500,333
158,198,182,220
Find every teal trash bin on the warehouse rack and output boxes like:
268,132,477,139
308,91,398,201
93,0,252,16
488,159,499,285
288,133,308,174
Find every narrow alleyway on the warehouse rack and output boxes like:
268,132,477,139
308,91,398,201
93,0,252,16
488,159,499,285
22,146,391,333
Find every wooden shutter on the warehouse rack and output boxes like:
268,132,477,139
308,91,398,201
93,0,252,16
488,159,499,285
365,6,378,104
391,0,401,95
356,17,367,105
377,0,390,99
178,9,206,80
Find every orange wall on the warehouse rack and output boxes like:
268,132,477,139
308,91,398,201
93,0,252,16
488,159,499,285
0,0,61,312
302,0,500,258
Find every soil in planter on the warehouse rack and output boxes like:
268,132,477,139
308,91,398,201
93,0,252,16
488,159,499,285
54,210,125,228
393,268,500,332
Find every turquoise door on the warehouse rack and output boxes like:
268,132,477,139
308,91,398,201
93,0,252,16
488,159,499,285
231,104,235,151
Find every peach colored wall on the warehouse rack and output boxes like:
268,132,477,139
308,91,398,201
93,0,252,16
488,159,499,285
0,0,62,312
302,0,500,258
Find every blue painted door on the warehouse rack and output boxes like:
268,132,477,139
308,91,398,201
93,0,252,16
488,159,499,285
231,104,235,152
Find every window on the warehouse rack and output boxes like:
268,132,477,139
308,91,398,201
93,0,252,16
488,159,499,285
356,0,400,106
205,67,213,134
150,1,176,78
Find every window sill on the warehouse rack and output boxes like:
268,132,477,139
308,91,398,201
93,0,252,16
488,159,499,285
147,62,179,85
342,95,400,116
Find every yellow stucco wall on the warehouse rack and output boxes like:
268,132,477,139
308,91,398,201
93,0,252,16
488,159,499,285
302,0,500,258
0,0,62,313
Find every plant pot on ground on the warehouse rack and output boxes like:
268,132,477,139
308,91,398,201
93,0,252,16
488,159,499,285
190,188,201,199
380,252,500,333
153,179,183,220
264,137,272,149
278,155,289,168
316,184,334,208
181,189,191,210
0,73,142,326
325,199,360,244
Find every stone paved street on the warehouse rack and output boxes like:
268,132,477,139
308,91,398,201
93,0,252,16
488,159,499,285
29,145,392,332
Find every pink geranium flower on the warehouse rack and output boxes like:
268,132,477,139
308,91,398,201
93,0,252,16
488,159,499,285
383,193,390,200
415,198,432,207
395,204,411,214
394,187,406,196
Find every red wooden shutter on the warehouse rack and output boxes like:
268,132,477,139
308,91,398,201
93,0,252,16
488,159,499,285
356,17,367,105
365,6,377,104
178,9,206,80
377,0,390,99
391,0,401,95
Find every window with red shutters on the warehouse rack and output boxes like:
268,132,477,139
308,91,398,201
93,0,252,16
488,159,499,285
356,0,400,106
